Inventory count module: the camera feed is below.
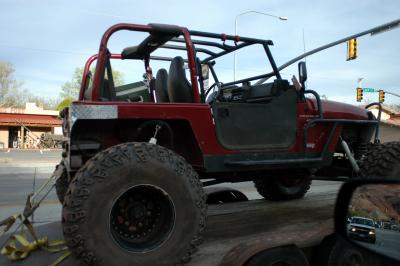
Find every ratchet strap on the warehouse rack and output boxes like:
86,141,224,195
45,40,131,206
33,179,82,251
0,165,71,265
0,213,70,265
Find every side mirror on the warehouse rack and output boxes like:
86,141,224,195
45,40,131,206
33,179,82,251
201,64,209,79
335,179,400,263
201,64,210,91
298,61,307,86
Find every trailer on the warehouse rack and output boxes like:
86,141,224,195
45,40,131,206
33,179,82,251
1,181,344,266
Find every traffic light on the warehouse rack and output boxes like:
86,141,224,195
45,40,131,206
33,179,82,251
379,90,385,103
347,38,358,61
356,87,363,102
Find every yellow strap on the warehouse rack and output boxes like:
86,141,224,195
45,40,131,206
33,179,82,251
0,214,70,265
50,250,72,266
0,214,20,238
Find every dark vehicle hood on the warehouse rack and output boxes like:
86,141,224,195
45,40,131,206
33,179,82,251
307,99,370,120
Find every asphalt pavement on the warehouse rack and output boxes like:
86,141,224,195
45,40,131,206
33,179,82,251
0,149,61,225
356,228,400,261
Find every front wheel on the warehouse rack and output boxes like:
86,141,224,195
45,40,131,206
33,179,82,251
254,172,311,201
62,142,207,266
359,141,400,178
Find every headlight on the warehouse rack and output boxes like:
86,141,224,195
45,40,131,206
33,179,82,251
369,231,375,235
351,228,356,232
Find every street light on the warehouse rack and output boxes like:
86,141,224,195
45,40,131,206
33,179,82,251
234,10,288,81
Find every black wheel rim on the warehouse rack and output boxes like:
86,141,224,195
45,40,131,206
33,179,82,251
110,184,175,252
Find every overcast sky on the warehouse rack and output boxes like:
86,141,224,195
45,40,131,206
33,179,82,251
1,0,399,105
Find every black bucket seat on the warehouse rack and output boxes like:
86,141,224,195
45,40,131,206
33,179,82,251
168,56,193,102
155,68,169,102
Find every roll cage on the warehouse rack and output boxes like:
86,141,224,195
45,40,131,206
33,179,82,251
79,23,282,102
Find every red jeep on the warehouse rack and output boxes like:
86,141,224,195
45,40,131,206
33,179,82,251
57,23,386,265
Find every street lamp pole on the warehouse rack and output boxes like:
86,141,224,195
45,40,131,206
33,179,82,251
234,11,287,81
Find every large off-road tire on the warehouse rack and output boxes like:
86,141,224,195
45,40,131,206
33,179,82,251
245,245,309,266
54,162,69,204
312,235,380,266
359,141,400,178
254,173,311,201
62,142,207,266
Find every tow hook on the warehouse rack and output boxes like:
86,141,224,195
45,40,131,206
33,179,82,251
340,137,360,173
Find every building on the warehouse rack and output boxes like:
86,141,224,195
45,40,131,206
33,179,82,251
367,105,400,143
0,103,62,149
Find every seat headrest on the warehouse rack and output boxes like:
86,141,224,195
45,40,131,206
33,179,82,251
168,56,193,102
155,68,169,102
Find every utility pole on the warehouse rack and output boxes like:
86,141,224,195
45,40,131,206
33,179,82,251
385,91,400,98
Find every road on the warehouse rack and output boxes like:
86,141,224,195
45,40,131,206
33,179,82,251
0,149,343,266
356,228,400,261
0,149,61,165
0,149,61,224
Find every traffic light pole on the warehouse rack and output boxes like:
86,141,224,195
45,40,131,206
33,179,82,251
256,19,400,85
385,91,400,99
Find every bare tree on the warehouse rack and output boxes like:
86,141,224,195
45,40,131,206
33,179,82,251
0,61,24,105
0,61,58,109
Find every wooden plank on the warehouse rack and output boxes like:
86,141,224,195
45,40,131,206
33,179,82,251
188,191,338,266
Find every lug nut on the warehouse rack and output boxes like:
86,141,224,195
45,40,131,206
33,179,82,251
129,225,137,232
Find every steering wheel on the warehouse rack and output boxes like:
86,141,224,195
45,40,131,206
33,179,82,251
205,82,222,103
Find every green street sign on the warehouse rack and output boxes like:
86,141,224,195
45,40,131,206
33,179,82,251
363,88,376,93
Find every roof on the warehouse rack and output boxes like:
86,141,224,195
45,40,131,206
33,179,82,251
366,104,398,115
0,113,61,127
365,104,400,128
0,102,59,116
382,117,400,128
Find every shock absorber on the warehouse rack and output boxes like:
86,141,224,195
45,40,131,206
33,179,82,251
354,142,368,160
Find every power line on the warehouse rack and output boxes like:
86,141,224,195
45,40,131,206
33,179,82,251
0,44,91,56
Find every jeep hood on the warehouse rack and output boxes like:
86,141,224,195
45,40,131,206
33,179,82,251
308,99,370,120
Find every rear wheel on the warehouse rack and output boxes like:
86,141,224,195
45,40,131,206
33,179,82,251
245,245,308,266
254,172,311,201
359,141,400,178
313,235,370,266
62,142,207,265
